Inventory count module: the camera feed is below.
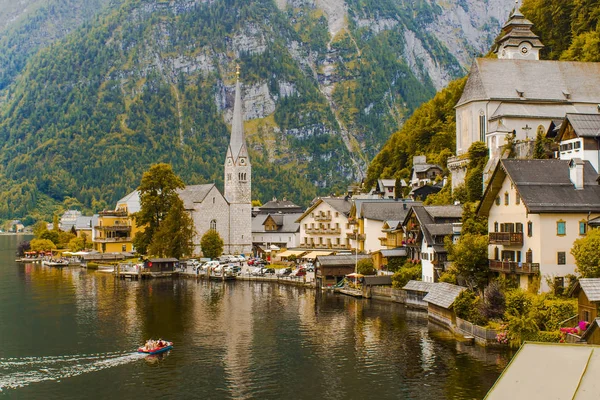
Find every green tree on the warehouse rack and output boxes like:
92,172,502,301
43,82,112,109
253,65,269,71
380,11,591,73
461,202,488,236
148,197,195,259
33,221,49,238
133,163,186,255
445,233,489,291
356,258,375,275
391,261,422,288
571,229,600,277
533,130,550,159
30,238,57,251
464,142,488,203
52,214,60,231
201,229,224,260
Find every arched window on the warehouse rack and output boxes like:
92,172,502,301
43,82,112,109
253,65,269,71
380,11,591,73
210,220,217,230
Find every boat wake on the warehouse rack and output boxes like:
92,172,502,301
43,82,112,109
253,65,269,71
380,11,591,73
0,351,146,391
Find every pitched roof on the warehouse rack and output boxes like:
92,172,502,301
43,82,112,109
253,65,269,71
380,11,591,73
258,199,303,213
561,113,600,138
75,216,93,230
479,159,600,215
485,343,600,400
457,59,600,107
315,254,371,267
422,283,465,309
378,178,396,187
414,163,442,173
360,201,420,222
425,223,455,236
321,198,352,215
403,280,437,293
378,248,407,257
425,205,463,220
177,184,216,209
251,213,302,233
579,279,600,302
228,77,247,161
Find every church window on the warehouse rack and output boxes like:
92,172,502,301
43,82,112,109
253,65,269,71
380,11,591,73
210,220,217,230
504,192,509,205
227,173,232,181
479,113,486,142
213,197,215,204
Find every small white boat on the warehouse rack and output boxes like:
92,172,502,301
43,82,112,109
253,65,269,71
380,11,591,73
42,260,69,267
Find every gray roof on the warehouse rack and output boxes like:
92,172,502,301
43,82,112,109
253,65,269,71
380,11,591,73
228,77,247,161
579,279,600,302
363,275,392,286
149,258,179,262
414,163,443,173
251,213,302,233
117,190,141,213
258,199,303,214
495,159,600,213
315,254,371,267
426,223,455,236
403,280,437,293
589,216,600,227
563,113,600,138
177,184,216,209
361,201,420,222
378,179,396,186
379,248,407,257
489,102,580,121
321,198,351,215
75,216,93,230
425,205,464,220
457,59,600,107
422,283,465,309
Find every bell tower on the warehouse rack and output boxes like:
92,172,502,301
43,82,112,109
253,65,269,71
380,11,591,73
494,0,544,60
224,65,252,255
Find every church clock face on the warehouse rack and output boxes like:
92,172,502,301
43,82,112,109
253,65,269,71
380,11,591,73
521,46,528,54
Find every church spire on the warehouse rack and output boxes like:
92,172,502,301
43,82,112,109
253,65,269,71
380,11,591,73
229,64,246,161
494,0,544,60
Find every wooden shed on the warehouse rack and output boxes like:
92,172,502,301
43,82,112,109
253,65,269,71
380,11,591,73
422,282,465,327
570,279,600,323
315,254,371,288
402,280,437,309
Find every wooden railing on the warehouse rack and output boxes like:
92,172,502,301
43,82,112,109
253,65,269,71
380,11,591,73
489,232,523,245
489,260,539,274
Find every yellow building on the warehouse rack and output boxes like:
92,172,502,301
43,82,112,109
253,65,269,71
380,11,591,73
93,191,141,253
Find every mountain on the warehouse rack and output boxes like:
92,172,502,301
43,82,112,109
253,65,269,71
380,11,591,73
364,0,600,193
0,0,514,221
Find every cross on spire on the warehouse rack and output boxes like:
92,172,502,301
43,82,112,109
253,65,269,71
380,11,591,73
236,64,240,78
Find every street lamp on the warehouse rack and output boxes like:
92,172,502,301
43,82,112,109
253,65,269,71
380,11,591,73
354,226,358,274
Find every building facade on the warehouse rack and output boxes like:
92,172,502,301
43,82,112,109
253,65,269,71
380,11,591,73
478,159,600,292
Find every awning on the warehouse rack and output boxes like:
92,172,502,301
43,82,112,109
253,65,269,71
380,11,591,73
277,250,307,258
303,250,334,259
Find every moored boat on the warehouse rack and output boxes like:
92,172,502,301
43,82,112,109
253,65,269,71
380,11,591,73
42,260,69,267
138,340,173,355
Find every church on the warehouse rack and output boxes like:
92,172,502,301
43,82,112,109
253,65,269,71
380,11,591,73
448,4,600,189
115,69,253,256
182,68,252,256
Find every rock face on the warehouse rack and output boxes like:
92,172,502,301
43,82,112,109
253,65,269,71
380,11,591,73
0,0,516,217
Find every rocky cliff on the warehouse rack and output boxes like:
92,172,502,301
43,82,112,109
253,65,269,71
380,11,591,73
0,0,514,219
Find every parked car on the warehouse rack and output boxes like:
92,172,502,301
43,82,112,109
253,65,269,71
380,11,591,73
262,268,275,275
292,268,306,277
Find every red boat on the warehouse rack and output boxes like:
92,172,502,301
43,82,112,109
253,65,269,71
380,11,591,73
138,340,173,355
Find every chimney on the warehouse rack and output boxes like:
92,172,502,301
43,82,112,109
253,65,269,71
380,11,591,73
569,158,585,190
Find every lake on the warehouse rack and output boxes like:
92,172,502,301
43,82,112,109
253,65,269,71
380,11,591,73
0,234,509,399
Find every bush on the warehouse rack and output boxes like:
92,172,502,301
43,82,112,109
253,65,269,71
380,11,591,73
357,258,375,275
480,281,506,320
532,296,577,331
505,289,533,317
391,262,422,288
454,290,488,326
439,266,458,284
528,331,561,343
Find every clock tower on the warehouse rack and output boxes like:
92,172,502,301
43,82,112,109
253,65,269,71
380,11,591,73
224,66,252,255
494,0,544,61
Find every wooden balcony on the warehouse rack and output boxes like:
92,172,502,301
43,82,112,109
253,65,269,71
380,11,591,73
489,232,523,246
95,236,132,243
489,260,540,275
347,232,366,241
95,225,131,232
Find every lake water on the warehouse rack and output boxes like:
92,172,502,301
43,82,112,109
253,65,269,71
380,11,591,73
0,234,509,399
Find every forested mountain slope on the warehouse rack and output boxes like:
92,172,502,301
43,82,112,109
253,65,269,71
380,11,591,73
0,0,513,221
365,0,600,190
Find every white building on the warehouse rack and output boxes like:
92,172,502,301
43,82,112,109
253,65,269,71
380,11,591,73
448,7,600,189
296,198,352,250
556,113,600,173
252,213,302,251
478,158,600,292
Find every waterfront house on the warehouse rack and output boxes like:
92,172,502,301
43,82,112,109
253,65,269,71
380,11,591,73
570,279,600,324
145,258,178,274
403,280,436,309
93,191,141,254
448,5,600,189
555,113,600,172
252,212,302,252
403,205,463,282
60,210,82,232
485,343,600,400
477,158,600,292
74,216,93,239
350,199,420,254
423,282,465,327
296,197,352,251
314,254,371,288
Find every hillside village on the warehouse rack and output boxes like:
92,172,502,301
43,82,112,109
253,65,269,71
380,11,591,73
11,5,600,350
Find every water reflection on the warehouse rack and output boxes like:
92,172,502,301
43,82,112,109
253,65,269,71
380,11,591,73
1,236,508,399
